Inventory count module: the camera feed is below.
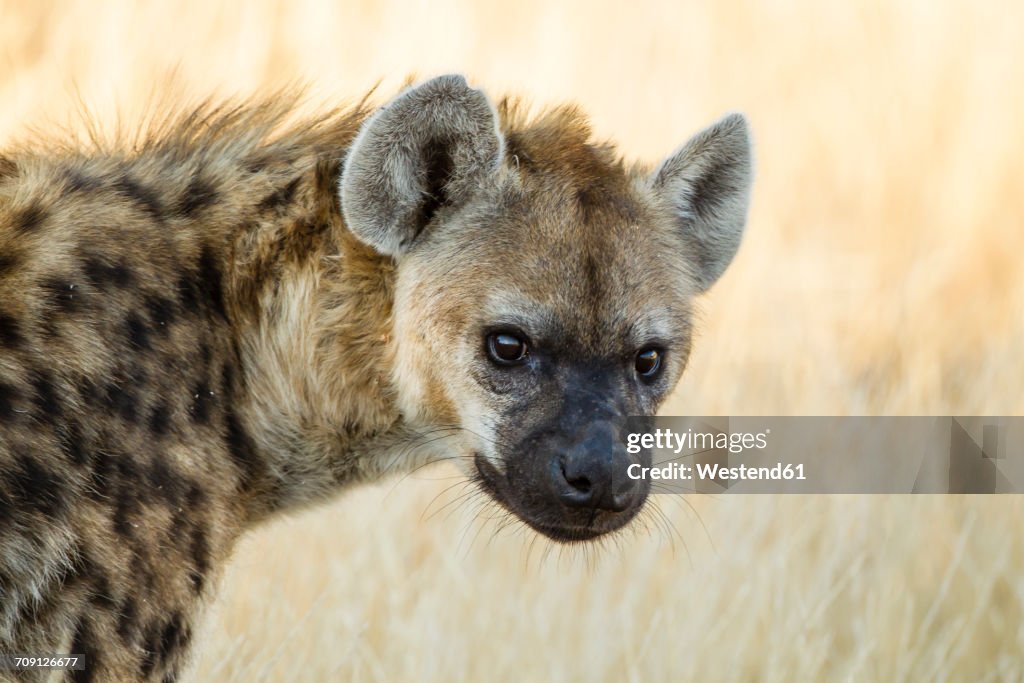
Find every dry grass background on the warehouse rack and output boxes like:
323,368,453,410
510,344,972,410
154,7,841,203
3,1,1024,680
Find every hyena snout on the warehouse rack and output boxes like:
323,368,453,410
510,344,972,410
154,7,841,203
556,422,641,513
476,415,651,541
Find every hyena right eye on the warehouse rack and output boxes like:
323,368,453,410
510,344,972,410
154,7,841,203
486,332,529,366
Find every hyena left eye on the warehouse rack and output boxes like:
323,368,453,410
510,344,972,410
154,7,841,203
635,348,663,379
486,332,529,365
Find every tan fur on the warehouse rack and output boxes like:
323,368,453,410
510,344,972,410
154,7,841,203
0,77,750,681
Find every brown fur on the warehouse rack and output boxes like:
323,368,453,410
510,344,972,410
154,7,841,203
0,77,751,681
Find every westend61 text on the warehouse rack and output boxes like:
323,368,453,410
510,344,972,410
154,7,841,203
627,462,807,481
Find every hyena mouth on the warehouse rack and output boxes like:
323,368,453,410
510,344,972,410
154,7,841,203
473,452,650,543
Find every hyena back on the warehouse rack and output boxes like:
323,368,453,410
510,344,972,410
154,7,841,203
0,75,752,681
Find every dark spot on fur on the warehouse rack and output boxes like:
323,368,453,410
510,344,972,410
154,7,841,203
0,380,22,416
105,382,138,423
196,245,228,320
157,612,187,663
77,376,100,405
186,482,206,510
190,382,215,424
258,176,301,211
69,619,98,683
0,484,13,526
30,367,62,419
83,255,135,291
87,452,115,501
75,550,119,610
199,342,212,369
176,272,200,314
116,456,144,488
42,277,83,313
128,360,149,387
189,569,205,594
169,510,190,542
125,312,151,350
0,250,20,276
12,203,48,233
59,421,90,467
0,310,24,349
140,621,159,677
113,492,139,538
148,457,185,507
220,362,236,397
145,294,177,331
177,175,219,217
10,454,69,518
224,408,263,488
149,401,172,437
190,525,210,593
65,169,103,194
575,187,596,211
114,174,165,220
117,597,139,644
91,574,118,610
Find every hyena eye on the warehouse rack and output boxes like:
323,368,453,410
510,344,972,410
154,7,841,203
486,332,529,365
635,348,663,380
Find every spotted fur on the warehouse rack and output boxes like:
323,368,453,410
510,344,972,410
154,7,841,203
0,75,752,681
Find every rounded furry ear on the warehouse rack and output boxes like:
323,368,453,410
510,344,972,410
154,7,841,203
651,113,753,292
340,74,504,256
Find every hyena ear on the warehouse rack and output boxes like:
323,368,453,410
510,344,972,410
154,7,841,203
650,113,753,292
340,74,504,256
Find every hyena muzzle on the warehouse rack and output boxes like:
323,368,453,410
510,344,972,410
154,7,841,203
0,74,751,680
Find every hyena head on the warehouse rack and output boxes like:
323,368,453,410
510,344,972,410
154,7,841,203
340,75,752,542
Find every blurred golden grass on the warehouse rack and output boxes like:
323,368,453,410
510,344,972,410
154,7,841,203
2,1,1022,680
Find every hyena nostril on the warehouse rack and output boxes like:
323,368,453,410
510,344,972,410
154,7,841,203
557,446,620,509
561,462,593,494
557,460,597,508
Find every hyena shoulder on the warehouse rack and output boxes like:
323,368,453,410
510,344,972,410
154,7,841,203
0,95,374,681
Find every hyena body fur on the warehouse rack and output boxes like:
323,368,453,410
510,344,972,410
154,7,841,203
0,75,752,681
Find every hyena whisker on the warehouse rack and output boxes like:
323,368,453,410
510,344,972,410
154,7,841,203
678,494,717,556
456,496,497,560
417,477,476,518
385,426,466,467
651,446,720,466
421,480,483,523
645,501,687,560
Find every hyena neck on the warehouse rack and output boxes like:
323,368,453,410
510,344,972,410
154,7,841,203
226,154,414,522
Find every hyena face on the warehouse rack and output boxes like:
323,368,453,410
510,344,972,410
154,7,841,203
341,75,752,542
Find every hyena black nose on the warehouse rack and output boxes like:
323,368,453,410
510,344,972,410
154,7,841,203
556,425,637,512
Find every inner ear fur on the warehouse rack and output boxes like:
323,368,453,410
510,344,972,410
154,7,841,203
651,113,753,292
339,74,504,256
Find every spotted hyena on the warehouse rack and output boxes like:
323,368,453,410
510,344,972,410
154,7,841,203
0,75,752,680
